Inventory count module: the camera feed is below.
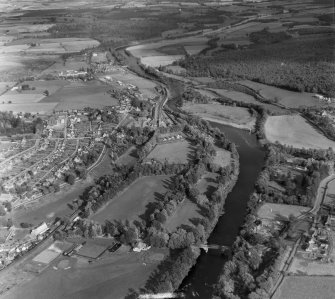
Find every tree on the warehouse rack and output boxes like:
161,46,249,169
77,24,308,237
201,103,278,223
6,218,13,228
66,173,76,185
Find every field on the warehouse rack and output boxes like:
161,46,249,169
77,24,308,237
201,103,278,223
10,178,93,227
324,179,335,206
164,198,201,232
0,82,15,95
183,102,256,130
92,175,171,223
257,203,310,221
273,276,335,299
239,80,323,108
213,146,231,168
4,38,100,55
2,245,167,299
196,172,218,197
264,114,335,150
127,36,208,67
0,103,58,114
77,242,107,259
41,80,119,111
33,242,63,264
146,140,193,164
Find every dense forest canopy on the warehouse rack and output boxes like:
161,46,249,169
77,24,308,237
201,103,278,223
178,35,335,96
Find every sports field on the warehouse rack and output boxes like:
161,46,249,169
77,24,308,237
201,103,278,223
264,114,335,150
146,140,193,164
92,175,171,223
183,103,256,130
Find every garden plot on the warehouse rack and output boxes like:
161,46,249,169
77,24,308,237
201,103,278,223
264,114,335,150
146,140,193,164
92,175,171,223
183,102,256,130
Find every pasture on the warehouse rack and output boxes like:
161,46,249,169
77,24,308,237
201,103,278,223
257,203,310,221
92,175,171,223
264,114,335,150
146,140,193,164
183,102,256,130
239,80,322,108
273,276,335,299
164,198,201,232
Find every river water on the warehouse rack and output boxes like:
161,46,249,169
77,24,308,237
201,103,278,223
181,123,265,298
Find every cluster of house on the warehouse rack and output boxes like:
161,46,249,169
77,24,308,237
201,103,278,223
1,139,51,192
159,134,184,143
320,110,335,126
58,70,90,80
314,94,335,104
304,228,330,260
0,222,49,268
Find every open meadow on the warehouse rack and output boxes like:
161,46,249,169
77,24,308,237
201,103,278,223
273,276,335,299
146,140,193,164
183,102,256,130
92,175,171,223
265,114,335,150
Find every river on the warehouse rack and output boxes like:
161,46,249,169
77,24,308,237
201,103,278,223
180,123,265,298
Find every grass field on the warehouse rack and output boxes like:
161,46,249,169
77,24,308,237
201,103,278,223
239,80,322,108
273,276,335,299
146,140,193,164
264,114,335,150
92,175,171,223
165,198,201,232
257,203,310,221
183,102,256,130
